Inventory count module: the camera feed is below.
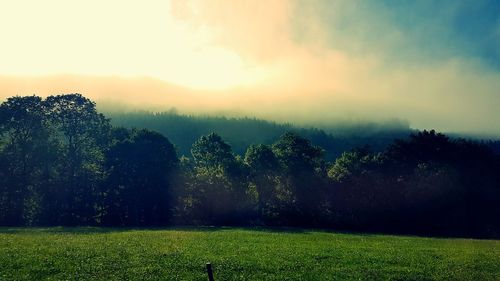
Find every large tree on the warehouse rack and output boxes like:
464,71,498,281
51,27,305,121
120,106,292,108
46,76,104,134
0,96,51,225
271,132,326,225
244,144,280,221
102,129,178,226
44,94,110,225
182,133,251,224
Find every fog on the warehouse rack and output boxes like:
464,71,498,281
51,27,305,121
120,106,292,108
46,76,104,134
1,0,499,136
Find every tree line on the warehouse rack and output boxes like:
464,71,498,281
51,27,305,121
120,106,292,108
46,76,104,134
1,94,499,238
108,111,410,161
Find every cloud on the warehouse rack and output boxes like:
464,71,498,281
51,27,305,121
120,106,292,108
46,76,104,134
166,0,500,135
1,0,499,136
171,0,293,62
293,0,500,68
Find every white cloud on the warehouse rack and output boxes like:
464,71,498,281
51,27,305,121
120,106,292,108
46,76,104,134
1,0,499,135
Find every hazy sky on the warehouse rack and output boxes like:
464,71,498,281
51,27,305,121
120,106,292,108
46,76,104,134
1,0,499,135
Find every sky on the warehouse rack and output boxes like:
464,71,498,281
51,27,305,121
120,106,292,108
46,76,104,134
0,0,499,135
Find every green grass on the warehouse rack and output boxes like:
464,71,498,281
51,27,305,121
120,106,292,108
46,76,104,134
0,227,498,280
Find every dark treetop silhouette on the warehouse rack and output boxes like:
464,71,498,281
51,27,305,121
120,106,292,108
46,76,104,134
1,94,499,238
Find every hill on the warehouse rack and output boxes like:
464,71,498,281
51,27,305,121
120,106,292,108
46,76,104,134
108,111,412,160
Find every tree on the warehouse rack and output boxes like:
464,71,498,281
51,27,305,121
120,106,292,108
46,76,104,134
327,149,398,229
191,133,235,169
102,129,178,226
271,132,326,225
244,144,279,221
385,130,452,171
0,96,53,225
327,148,372,183
183,133,251,224
44,94,110,225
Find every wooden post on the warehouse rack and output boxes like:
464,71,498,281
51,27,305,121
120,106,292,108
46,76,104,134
206,262,215,281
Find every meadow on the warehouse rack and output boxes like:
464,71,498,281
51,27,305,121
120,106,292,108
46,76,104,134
0,227,498,281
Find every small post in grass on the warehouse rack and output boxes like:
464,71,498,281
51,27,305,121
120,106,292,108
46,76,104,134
206,262,215,281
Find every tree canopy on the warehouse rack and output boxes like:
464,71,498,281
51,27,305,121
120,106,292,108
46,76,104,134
1,94,499,238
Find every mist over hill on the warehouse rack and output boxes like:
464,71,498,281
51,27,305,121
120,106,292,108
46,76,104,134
107,111,413,160
2,93,500,238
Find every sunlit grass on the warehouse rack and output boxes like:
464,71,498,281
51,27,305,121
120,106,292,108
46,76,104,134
0,227,498,280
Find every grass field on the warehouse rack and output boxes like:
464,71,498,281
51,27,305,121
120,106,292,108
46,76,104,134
0,227,498,281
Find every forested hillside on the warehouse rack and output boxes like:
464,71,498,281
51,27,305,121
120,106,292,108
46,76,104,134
108,111,411,160
1,94,500,238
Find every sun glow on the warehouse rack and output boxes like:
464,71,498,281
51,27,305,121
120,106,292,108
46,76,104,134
0,0,265,90
1,0,500,134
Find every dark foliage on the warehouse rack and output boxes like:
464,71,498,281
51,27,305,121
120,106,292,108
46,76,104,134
1,95,499,238
101,129,178,226
107,111,410,160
